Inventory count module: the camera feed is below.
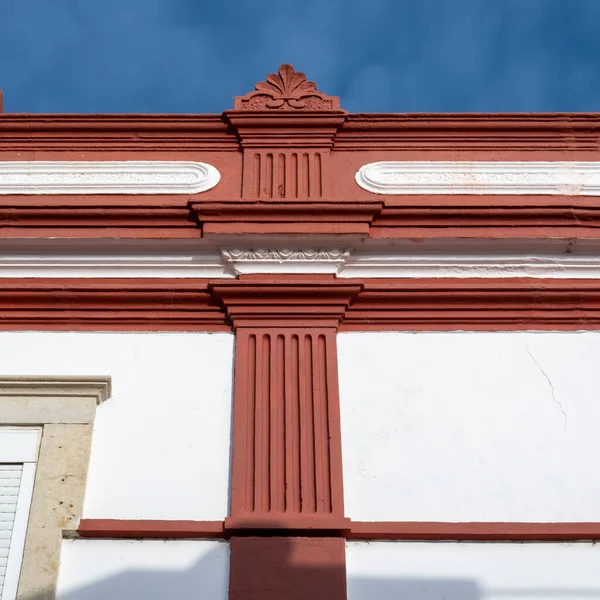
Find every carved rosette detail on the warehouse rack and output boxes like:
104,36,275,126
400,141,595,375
234,64,340,111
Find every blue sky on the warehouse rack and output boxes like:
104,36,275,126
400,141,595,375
1,0,600,113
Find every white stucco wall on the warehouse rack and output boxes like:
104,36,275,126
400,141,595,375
56,539,228,600
346,541,600,600
338,331,600,522
0,332,234,520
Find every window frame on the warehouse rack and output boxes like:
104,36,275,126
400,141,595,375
0,377,111,600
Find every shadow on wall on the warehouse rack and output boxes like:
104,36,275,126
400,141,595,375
20,536,482,600
20,536,600,600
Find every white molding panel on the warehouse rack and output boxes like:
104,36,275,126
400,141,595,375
221,248,350,275
0,250,233,278
355,161,600,195
4,240,600,279
0,161,220,195
338,253,600,279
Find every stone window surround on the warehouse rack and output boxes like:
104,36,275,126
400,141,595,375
0,376,112,600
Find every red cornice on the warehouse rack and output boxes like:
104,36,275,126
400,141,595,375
2,277,600,332
190,201,382,236
210,279,361,328
336,113,600,151
0,114,237,151
343,278,600,331
3,67,600,240
0,279,228,331
2,112,600,152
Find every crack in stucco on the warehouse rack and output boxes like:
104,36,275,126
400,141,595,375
526,348,568,431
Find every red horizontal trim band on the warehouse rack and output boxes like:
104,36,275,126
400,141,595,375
78,519,225,539
348,522,600,541
76,519,600,541
3,277,600,331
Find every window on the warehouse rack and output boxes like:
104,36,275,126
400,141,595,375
0,430,39,600
0,377,111,600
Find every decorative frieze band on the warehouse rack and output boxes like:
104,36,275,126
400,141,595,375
356,161,600,196
0,161,220,195
222,248,349,275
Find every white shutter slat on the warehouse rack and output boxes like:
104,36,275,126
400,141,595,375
0,432,38,600
0,458,35,600
0,463,20,600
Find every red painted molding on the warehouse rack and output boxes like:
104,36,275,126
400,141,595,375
0,115,236,151
341,278,600,331
0,279,229,331
0,204,200,239
348,521,600,542
2,277,600,331
210,280,361,328
76,519,600,542
2,112,600,153
190,201,382,236
78,519,225,539
226,328,347,533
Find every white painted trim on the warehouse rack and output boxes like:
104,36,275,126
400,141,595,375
5,240,600,278
221,249,350,275
0,161,220,195
2,462,36,600
0,376,111,404
338,253,600,279
355,161,600,195
0,253,233,278
0,377,112,425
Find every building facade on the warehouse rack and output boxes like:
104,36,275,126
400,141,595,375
2,65,600,600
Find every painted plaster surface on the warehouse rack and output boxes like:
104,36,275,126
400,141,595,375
338,331,600,522
56,539,228,600
0,332,234,520
346,541,600,600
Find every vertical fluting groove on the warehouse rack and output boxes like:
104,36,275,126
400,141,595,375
292,152,300,198
253,333,263,512
318,334,332,512
253,153,261,199
291,153,298,198
262,334,271,511
315,152,323,198
298,332,309,512
304,334,317,513
246,334,257,512
269,334,285,513
265,153,274,198
288,334,301,513
311,333,325,513
278,153,286,198
303,152,310,198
